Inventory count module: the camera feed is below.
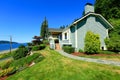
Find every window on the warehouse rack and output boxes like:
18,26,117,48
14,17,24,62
65,33,67,39
59,34,62,40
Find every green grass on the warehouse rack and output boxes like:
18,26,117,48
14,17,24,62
7,47,120,80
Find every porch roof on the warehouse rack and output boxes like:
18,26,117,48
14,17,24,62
48,28,63,34
48,28,63,32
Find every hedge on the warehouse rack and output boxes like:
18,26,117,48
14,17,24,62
62,46,75,54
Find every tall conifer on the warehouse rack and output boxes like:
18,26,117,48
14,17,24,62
40,17,48,40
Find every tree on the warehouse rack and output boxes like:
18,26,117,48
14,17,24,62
84,31,101,54
40,17,48,40
60,25,65,29
95,0,120,19
105,23,120,52
95,0,120,52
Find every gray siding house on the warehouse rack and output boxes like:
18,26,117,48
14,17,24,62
48,3,113,51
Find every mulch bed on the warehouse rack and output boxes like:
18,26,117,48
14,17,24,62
72,52,120,57
0,76,8,80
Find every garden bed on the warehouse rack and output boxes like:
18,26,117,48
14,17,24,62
72,52,120,61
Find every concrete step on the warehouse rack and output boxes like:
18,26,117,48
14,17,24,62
55,43,61,50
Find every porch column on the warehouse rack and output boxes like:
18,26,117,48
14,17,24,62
75,24,78,49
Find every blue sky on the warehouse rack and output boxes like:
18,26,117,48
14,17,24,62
0,0,95,43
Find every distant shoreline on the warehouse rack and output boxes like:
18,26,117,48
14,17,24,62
0,48,18,54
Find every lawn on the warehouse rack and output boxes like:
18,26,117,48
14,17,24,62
7,47,120,80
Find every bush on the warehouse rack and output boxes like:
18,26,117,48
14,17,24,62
13,47,28,60
84,31,101,54
0,59,13,69
79,49,84,53
32,44,46,51
105,38,120,52
10,53,43,68
43,40,49,45
10,57,26,68
62,46,75,54
39,44,46,50
34,56,44,63
25,53,40,64
0,53,44,77
32,46,39,51
27,42,32,46
0,67,16,77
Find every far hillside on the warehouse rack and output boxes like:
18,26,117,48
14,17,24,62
0,40,18,44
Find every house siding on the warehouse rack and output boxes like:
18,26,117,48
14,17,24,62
59,28,71,48
77,18,87,51
70,25,76,48
76,15,108,51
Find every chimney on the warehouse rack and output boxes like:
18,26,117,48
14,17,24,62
85,3,94,14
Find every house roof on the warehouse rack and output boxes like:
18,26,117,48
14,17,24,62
33,36,42,39
63,12,113,32
48,28,63,33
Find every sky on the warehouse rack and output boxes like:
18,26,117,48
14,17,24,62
0,0,95,43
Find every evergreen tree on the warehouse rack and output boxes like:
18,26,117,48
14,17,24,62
60,25,65,29
95,0,120,52
104,19,120,52
40,17,48,40
95,0,120,19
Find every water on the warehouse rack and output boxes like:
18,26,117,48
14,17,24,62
0,43,27,52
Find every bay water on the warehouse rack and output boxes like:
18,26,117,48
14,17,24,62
0,43,27,52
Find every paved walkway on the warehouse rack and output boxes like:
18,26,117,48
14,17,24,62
56,50,120,67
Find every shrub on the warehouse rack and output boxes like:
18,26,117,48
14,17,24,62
105,37,120,52
62,46,75,54
0,67,16,77
32,44,46,51
10,57,26,68
0,59,13,69
34,56,44,63
13,47,28,60
10,53,42,68
43,40,49,45
27,42,32,46
79,49,84,53
32,46,39,51
25,53,40,64
84,31,101,54
39,44,46,50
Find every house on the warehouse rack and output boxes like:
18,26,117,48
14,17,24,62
48,3,113,51
48,28,63,49
32,36,43,45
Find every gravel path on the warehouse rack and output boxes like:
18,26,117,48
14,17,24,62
56,50,120,67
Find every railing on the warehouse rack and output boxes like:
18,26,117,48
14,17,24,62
59,39,72,49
